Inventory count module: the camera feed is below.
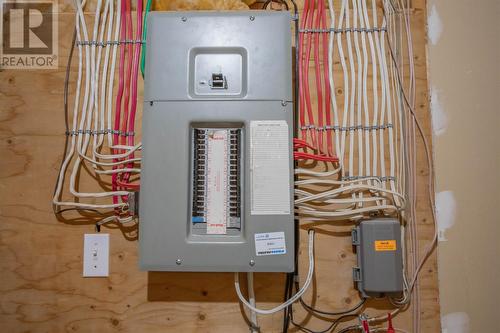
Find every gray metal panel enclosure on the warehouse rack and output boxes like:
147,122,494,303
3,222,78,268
139,11,294,272
353,219,404,297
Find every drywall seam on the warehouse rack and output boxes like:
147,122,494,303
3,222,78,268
435,191,456,242
430,86,448,136
441,312,470,333
427,4,443,46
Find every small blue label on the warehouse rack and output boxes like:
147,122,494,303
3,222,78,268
192,216,206,223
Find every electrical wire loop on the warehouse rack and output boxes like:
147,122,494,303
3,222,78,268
299,27,388,34
75,39,145,47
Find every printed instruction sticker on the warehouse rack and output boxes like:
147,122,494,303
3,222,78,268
374,240,397,251
250,121,291,215
255,232,287,256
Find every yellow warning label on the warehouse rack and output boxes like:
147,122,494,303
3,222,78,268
374,240,397,251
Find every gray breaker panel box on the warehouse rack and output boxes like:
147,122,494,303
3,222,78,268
352,219,404,297
139,11,294,272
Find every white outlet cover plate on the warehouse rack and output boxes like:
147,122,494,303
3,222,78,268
83,234,109,277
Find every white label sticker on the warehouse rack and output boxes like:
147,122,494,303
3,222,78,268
250,121,291,215
255,232,287,256
206,130,228,234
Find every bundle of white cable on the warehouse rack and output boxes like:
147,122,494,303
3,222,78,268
240,1,432,332
53,0,141,212
234,230,315,315
295,0,406,222
53,0,124,209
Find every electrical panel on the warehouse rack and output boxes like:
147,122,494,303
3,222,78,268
139,11,294,272
352,219,404,297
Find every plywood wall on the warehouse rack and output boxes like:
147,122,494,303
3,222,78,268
0,1,440,332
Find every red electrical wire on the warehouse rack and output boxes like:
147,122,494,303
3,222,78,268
117,180,140,189
294,152,338,162
387,313,395,333
120,0,133,155
293,138,315,150
312,0,324,154
113,0,145,196
362,319,371,333
118,0,133,202
121,0,143,188
293,139,316,149
293,139,339,162
117,0,134,203
298,0,337,163
298,0,307,139
302,0,316,147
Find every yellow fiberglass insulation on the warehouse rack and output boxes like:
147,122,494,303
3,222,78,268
154,0,258,11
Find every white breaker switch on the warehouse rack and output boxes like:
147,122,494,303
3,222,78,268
83,234,109,277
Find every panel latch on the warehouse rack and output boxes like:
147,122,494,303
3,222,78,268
353,267,362,282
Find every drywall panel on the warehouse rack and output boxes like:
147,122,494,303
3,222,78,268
427,0,500,332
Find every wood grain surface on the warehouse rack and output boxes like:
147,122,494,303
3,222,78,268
0,1,440,332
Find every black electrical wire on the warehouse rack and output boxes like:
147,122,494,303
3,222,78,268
290,286,366,333
264,0,289,10
336,325,360,333
288,262,366,333
283,0,300,331
300,297,366,317
290,311,360,333
282,272,293,332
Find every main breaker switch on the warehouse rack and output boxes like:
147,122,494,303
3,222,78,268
209,73,227,89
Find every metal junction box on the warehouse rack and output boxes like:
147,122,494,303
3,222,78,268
352,219,404,297
139,11,294,272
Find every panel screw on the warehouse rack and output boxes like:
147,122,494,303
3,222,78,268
249,260,255,266
181,17,187,22
176,259,182,265
281,100,288,107
249,16,255,21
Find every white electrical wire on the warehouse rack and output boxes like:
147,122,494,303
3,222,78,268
357,0,371,196
297,205,398,218
345,0,355,181
327,0,340,157
91,0,108,160
53,0,126,210
294,2,429,331
296,0,408,231
52,0,136,210
351,0,364,207
234,230,315,315
68,0,131,199
95,168,141,175
247,272,259,333
95,214,135,227
295,185,405,206
94,0,112,157
337,0,349,166
107,0,121,146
